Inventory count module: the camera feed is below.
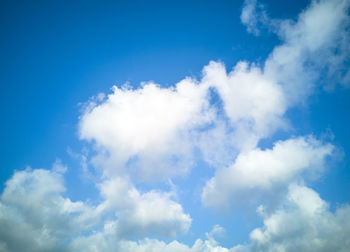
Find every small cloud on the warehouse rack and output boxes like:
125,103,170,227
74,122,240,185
52,158,67,174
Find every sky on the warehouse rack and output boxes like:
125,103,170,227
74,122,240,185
0,0,350,251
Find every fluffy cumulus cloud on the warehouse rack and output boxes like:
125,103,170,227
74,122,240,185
79,60,289,180
0,166,193,252
99,177,191,238
1,0,350,251
232,185,350,252
202,136,334,209
202,61,287,150
71,186,350,252
2,167,349,251
0,163,100,252
79,79,211,180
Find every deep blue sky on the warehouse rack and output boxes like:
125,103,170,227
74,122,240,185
1,0,350,248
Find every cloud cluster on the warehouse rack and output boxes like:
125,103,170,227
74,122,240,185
76,0,350,249
0,165,192,251
79,0,350,183
1,166,349,251
79,61,289,181
1,0,350,251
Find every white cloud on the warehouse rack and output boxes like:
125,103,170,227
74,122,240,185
3,167,349,252
0,166,191,251
200,0,350,212
79,60,290,179
265,0,350,98
202,61,287,150
79,79,211,180
70,225,232,252
242,0,350,97
80,81,208,155
99,176,192,238
237,185,350,252
240,0,268,36
207,224,225,239
202,136,334,209
70,184,350,252
0,165,100,252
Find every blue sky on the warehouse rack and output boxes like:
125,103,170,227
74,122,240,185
1,0,350,251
